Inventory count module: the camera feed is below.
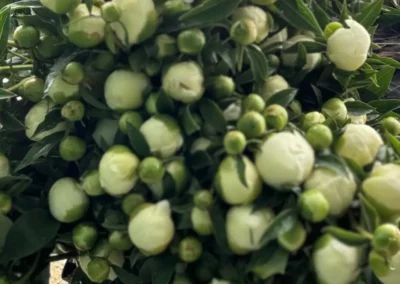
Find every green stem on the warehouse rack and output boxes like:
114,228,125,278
14,252,40,284
7,49,30,61
6,80,26,92
355,225,374,240
0,64,33,72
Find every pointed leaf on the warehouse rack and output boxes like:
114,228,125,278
355,0,384,29
199,98,227,134
260,209,298,247
345,101,375,116
235,155,247,188
112,266,141,284
126,123,151,158
245,45,269,83
266,88,298,107
312,2,330,29
0,7,10,57
366,66,395,98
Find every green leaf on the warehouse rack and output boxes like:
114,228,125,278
259,209,298,247
245,45,269,83
322,226,371,246
235,155,247,188
80,87,109,110
368,55,400,68
188,151,214,170
180,105,201,135
199,98,227,134
345,101,375,116
284,41,327,53
339,0,349,24
84,0,93,13
385,131,400,156
126,123,151,158
354,0,384,29
14,13,58,35
312,2,330,29
266,88,298,108
0,88,16,100
359,193,380,233
248,246,289,279
129,248,143,268
6,178,32,196
247,242,278,270
112,266,141,284
316,154,351,178
344,158,367,181
32,108,62,138
152,254,178,284
0,214,12,253
369,99,400,115
295,43,307,69
274,0,323,36
0,7,10,57
0,209,60,262
366,66,395,98
0,110,26,131
210,204,232,254
156,91,176,115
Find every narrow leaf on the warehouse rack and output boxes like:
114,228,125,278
181,105,201,135
235,155,248,188
0,88,16,100
369,99,400,114
126,123,151,158
366,66,395,98
316,154,351,178
312,2,330,29
354,0,384,29
0,7,10,57
345,101,375,116
385,131,400,156
245,45,269,83
284,41,327,53
359,193,380,233
322,226,371,246
260,209,298,247
199,98,227,134
81,88,109,110
112,266,141,284
266,88,298,107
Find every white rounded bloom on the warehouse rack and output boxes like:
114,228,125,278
79,250,125,282
48,178,89,223
334,124,383,167
281,35,321,70
378,250,400,284
255,131,315,189
304,168,357,216
0,154,10,178
215,156,262,205
25,98,67,141
48,75,79,104
261,75,289,101
262,28,288,49
140,114,184,158
99,145,140,196
128,201,174,255
226,205,274,255
327,19,371,71
92,119,119,149
162,61,204,103
105,70,151,111
232,6,269,43
313,234,360,284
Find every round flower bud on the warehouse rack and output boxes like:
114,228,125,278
301,112,326,131
62,62,84,85
61,100,85,121
194,190,213,210
35,34,64,59
230,19,258,45
80,170,105,197
128,201,175,256
226,205,274,254
306,124,333,150
327,19,370,71
298,189,330,223
261,75,289,101
119,111,143,134
237,111,266,138
369,250,390,279
79,250,124,282
92,51,115,71
382,117,400,136
48,75,80,104
20,76,44,102
163,61,204,103
25,98,67,141
99,145,140,196
156,34,178,58
140,114,184,158
304,168,356,216
163,0,191,17
166,160,191,194
0,154,10,178
178,29,206,55
324,22,343,39
105,70,151,112
139,157,165,184
109,231,133,251
73,223,98,251
87,258,110,283
101,2,121,22
250,0,277,5
281,35,321,70
215,156,261,205
13,25,40,49
191,207,213,236
232,6,269,43
40,0,80,14
122,193,145,216
0,192,11,215
48,178,89,223
223,131,247,155
255,131,315,190
267,54,280,67
334,124,383,167
372,224,400,257
277,221,307,252
208,76,235,100
179,237,203,263
313,235,360,284
242,94,265,114
263,104,288,131
322,98,348,125
59,136,87,162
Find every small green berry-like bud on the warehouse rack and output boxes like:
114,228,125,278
101,2,121,22
191,207,213,236
194,190,213,210
139,157,165,184
278,221,307,252
72,223,98,251
91,239,112,258
179,237,203,263
223,130,247,155
322,98,348,125
306,124,333,150
13,25,40,48
230,19,258,45
81,170,105,197
0,192,12,215
119,111,144,134
301,111,325,131
156,34,178,59
208,76,235,100
61,100,85,121
59,136,87,162
163,0,191,17
372,224,400,257
122,193,146,216
62,62,85,85
93,51,115,71
242,94,265,113
267,54,280,67
237,111,266,138
263,104,288,131
35,34,64,59
177,29,206,55
382,117,400,136
87,258,110,283
109,231,133,251
369,250,390,278
324,22,343,39
299,190,330,223
21,76,45,102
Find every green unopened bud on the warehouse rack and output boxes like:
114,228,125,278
59,136,87,162
163,0,191,17
299,189,330,223
21,76,44,102
13,25,40,48
101,2,121,22
242,94,265,113
145,59,162,77
178,29,206,55
156,34,178,59
223,130,247,155
191,207,213,236
91,239,113,258
109,231,133,251
0,154,10,178
373,224,400,257
62,62,84,85
0,192,12,215
324,22,343,39
35,34,64,60
263,104,288,131
301,111,325,131
179,237,203,263
322,98,348,126
267,54,280,67
208,76,235,100
306,124,333,150
122,193,145,216
81,170,105,197
93,51,115,71
145,92,159,115
61,100,85,121
230,19,258,45
278,221,307,252
237,111,266,138
73,223,98,251
369,250,390,278
139,157,165,184
87,258,110,283
194,190,213,210
382,117,400,136
119,111,144,134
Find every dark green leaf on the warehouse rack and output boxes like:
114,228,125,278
260,209,298,247
0,175,31,190
247,242,278,270
0,209,60,262
359,194,380,233
0,7,10,57
126,123,151,158
366,66,395,98
322,226,371,246
129,248,143,268
368,55,400,68
14,13,58,35
369,99,400,114
0,88,16,100
235,155,247,188
245,45,269,83
13,195,41,213
5,178,32,196
33,108,62,138
339,0,349,24
0,110,25,131
156,91,176,115
84,0,93,13
385,131,400,156
112,266,141,284
344,158,367,181
312,2,330,29
345,101,375,116
152,254,178,284
266,88,298,107
248,246,289,278
181,105,201,135
295,43,307,69
188,151,214,170
354,0,384,29
0,214,12,253
199,98,227,134
284,41,327,53
81,87,109,110
316,154,351,178
210,204,232,254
